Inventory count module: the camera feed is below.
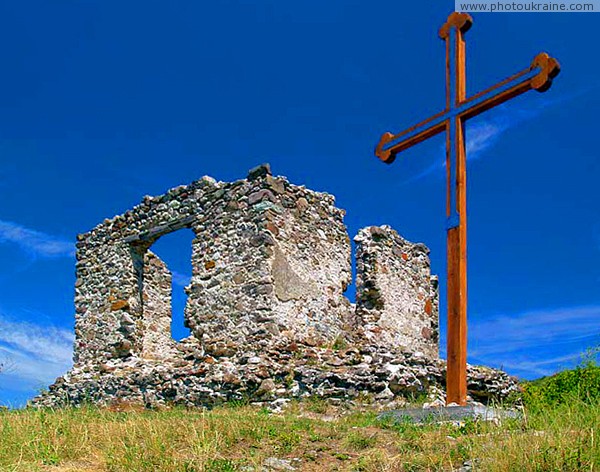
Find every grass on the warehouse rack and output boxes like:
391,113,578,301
2,359,599,471
0,394,598,471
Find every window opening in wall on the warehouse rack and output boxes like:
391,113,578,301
347,238,357,303
148,228,195,341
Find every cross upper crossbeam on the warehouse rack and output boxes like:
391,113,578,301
373,12,560,406
375,19,559,164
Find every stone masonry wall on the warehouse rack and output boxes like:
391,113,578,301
35,165,519,409
355,225,439,359
73,164,351,365
141,251,175,360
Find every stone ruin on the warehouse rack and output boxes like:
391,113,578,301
34,165,518,408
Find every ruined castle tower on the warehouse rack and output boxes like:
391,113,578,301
34,165,516,408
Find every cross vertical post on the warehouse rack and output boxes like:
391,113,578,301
374,13,560,406
443,14,470,405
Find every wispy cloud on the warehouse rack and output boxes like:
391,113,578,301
0,220,75,258
465,305,600,379
400,88,593,185
0,314,74,402
466,120,506,159
171,270,191,287
0,316,74,366
489,353,584,379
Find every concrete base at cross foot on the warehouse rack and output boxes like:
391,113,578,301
378,404,522,424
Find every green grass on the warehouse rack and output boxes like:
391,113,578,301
1,362,599,471
0,396,598,471
522,360,600,407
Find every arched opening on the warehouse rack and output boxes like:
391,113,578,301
148,228,195,341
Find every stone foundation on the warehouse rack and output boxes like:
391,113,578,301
34,339,518,409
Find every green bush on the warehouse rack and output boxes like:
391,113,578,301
522,355,600,406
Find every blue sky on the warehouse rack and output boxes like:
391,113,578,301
0,1,598,407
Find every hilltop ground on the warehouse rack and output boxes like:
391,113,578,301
1,363,598,472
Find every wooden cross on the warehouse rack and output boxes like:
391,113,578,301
375,13,560,406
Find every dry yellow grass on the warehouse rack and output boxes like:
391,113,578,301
0,397,597,471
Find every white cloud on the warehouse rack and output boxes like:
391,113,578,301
0,315,74,397
171,270,191,287
485,354,582,379
466,86,594,163
469,305,600,354
466,305,600,378
0,316,73,365
400,88,591,184
465,120,506,160
0,220,75,258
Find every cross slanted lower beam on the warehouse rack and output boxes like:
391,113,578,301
374,13,560,406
